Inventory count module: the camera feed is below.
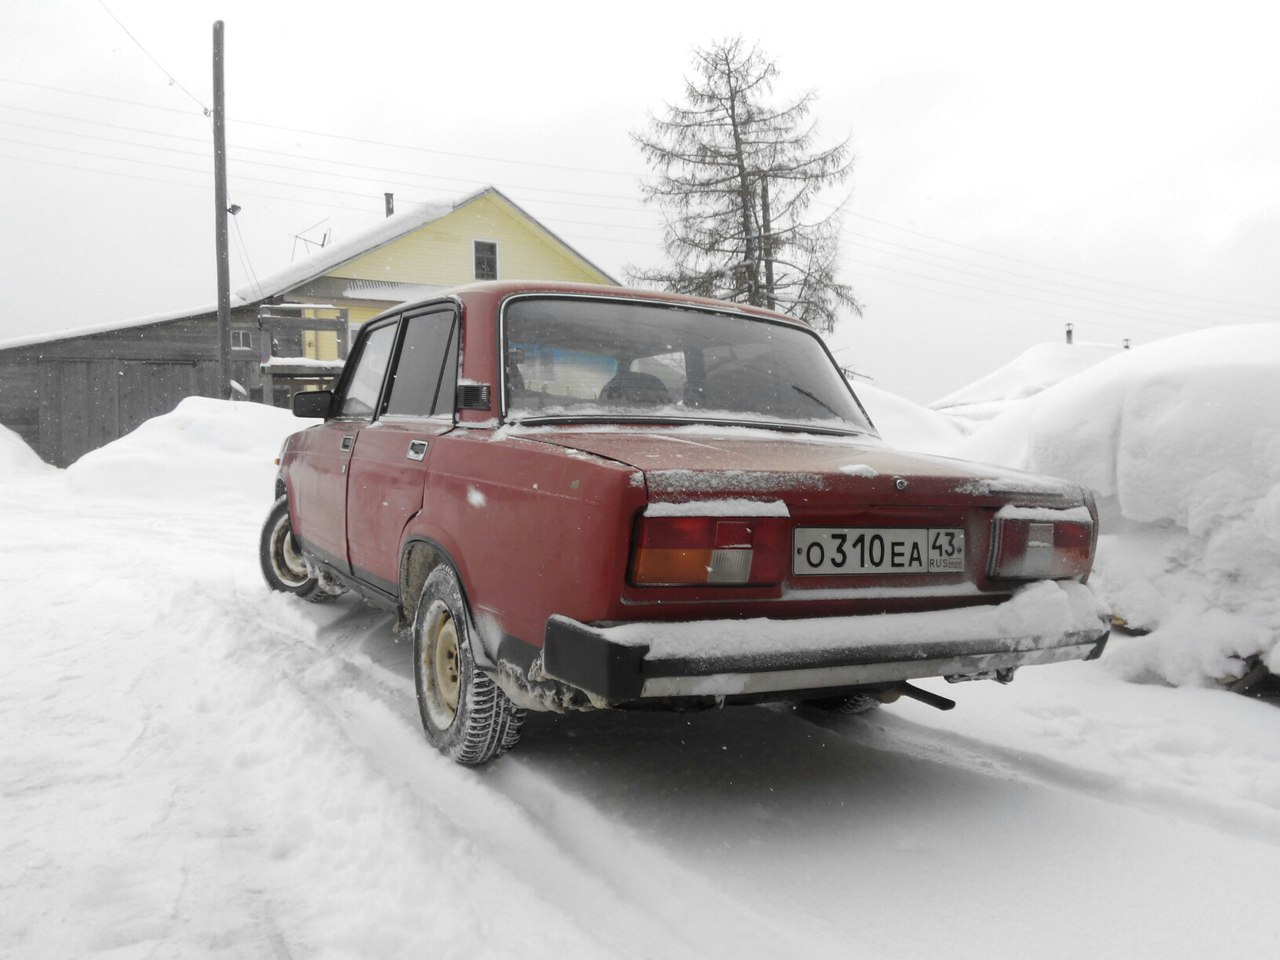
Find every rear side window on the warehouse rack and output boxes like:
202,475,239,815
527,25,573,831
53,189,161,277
385,311,459,417
339,323,397,418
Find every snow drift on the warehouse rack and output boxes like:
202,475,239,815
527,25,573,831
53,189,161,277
952,324,1280,686
931,341,1123,425
852,381,969,451
1,423,54,478
64,396,299,508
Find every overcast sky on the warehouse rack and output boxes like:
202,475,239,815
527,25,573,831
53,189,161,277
3,0,1277,402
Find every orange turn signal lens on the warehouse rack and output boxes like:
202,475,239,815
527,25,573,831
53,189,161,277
630,515,785,586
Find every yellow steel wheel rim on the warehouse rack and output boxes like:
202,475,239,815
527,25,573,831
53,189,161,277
273,515,309,586
433,613,461,719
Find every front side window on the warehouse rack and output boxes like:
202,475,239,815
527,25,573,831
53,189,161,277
503,297,873,434
338,322,396,418
474,241,497,280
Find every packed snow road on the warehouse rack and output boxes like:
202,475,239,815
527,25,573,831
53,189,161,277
3,402,1277,959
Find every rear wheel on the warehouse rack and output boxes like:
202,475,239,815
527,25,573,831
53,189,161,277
259,496,335,603
413,565,525,764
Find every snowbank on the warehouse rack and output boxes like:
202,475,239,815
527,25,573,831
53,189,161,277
931,341,1123,425
64,397,300,510
953,324,1280,686
853,381,967,454
0,424,55,478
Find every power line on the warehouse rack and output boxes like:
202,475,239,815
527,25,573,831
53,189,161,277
228,117,645,179
230,215,265,299
0,77,201,116
0,111,635,206
846,230,1279,321
94,1,210,115
0,133,210,182
0,103,209,143
850,266,1188,344
0,118,212,163
0,130,668,235
842,243,1263,327
0,77,644,178
6,77,1272,329
0,108,652,211
0,151,367,214
5,122,1265,332
845,256,1213,337
842,209,1277,314
5,109,1269,324
0,149,662,255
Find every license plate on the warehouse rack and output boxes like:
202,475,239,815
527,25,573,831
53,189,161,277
793,527,965,575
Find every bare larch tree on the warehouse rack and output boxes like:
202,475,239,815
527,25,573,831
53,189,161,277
630,37,861,332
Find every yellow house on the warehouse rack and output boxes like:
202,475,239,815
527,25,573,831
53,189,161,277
242,186,617,361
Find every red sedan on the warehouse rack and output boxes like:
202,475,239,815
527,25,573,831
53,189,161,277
261,282,1110,764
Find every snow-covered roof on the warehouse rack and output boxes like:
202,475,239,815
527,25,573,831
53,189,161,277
0,300,223,353
231,198,457,303
0,186,616,353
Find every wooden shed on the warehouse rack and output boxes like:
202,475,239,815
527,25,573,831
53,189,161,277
0,188,616,466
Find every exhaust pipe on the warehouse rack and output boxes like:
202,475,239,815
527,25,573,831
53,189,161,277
874,682,956,711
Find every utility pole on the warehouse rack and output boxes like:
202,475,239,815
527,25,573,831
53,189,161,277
212,21,232,398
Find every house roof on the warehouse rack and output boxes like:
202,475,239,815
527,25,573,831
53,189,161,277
231,198,455,303
236,186,617,302
0,187,617,352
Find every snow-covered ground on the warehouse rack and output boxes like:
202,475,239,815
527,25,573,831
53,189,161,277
3,389,1278,959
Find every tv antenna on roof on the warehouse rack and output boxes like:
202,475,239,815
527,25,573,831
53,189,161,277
291,218,332,262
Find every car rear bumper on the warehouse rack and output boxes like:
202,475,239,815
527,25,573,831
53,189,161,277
541,580,1111,703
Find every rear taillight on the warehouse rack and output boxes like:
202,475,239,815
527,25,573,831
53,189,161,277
630,515,786,586
988,507,1093,580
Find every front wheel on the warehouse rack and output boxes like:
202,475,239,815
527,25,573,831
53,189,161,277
413,565,525,764
259,496,336,603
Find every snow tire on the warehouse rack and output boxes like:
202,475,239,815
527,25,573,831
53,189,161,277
259,496,336,603
413,564,525,765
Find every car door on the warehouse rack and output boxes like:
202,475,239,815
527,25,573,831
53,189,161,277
290,319,398,574
346,306,459,592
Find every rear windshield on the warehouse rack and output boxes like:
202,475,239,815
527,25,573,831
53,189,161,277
503,297,873,434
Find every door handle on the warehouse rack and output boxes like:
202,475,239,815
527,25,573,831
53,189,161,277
407,440,428,461
340,435,354,452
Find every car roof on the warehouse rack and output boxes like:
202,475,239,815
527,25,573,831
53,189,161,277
370,280,813,331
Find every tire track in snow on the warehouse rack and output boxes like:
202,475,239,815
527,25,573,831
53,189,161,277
216,586,809,959
166,581,619,959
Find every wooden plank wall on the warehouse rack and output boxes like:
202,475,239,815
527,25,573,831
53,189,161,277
0,358,40,450
30,358,221,466
0,313,247,467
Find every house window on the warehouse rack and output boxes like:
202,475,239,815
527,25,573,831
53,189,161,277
230,329,253,351
474,240,498,280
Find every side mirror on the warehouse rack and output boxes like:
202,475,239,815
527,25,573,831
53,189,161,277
292,390,335,419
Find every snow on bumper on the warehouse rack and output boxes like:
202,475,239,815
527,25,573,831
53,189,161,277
542,581,1111,702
